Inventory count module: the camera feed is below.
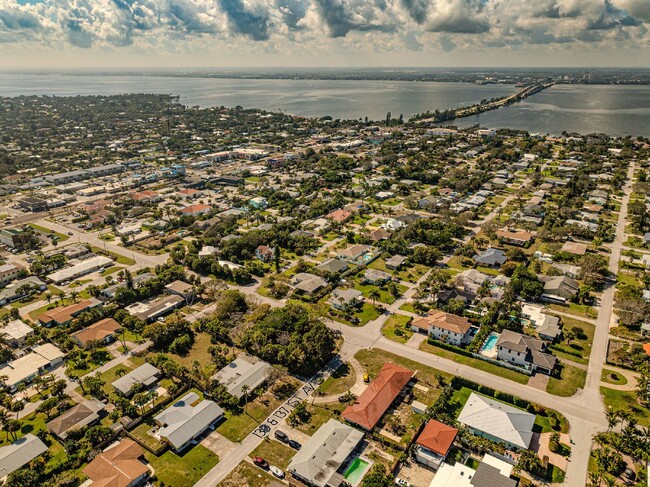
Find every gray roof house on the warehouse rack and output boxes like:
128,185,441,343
385,254,407,270
496,330,557,375
473,248,507,268
154,392,224,451
47,398,105,440
287,419,364,487
316,258,349,275
542,276,579,300
363,268,391,285
329,288,363,310
112,363,160,397
457,393,535,450
212,355,272,399
291,273,328,295
0,434,48,480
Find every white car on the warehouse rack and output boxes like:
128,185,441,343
395,479,411,487
269,466,285,479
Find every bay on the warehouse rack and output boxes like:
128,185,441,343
0,73,649,137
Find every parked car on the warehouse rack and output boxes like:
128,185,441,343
274,430,289,443
269,466,284,479
67,231,74,236
363,373,369,383
287,439,301,450
252,457,269,469
395,479,411,487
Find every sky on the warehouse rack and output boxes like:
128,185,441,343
1,0,649,68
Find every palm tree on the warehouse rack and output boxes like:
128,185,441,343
605,408,620,433
115,366,127,378
45,292,52,305
368,289,381,307
70,290,79,303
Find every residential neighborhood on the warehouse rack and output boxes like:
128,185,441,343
0,94,648,487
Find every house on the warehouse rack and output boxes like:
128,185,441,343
644,232,650,245
542,276,579,300
342,362,413,431
1,344,66,392
382,218,406,230
255,245,275,262
212,355,273,400
369,228,390,242
641,322,650,338
329,288,363,310
521,305,562,342
132,190,161,203
47,398,105,440
414,420,458,469
291,273,328,295
436,288,477,306
287,419,364,487
179,188,202,200
100,273,153,300
181,203,211,216
561,241,588,256
112,363,160,397
165,280,195,303
83,439,151,487
495,230,534,247
496,330,557,374
551,263,581,279
411,310,473,346
385,254,407,270
457,392,535,449
0,276,47,306
0,264,23,287
419,195,438,209
473,248,507,268
0,434,48,480
429,454,517,487
1,320,34,348
125,295,184,322
363,268,391,285
326,209,352,224
337,244,373,264
72,318,121,348
249,196,268,209
316,258,348,275
154,392,224,451
46,256,113,284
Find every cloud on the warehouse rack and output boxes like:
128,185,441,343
0,0,648,54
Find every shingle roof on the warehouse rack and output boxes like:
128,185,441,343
47,399,105,439
0,434,47,479
83,439,149,487
413,310,472,335
342,362,413,430
72,318,120,346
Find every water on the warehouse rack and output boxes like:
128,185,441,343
0,73,513,121
0,73,648,136
453,84,650,137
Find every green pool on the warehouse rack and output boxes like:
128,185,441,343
344,458,370,485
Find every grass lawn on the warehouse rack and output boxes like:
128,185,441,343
75,355,146,399
381,314,413,343
601,369,628,386
130,416,166,451
89,245,136,265
145,445,218,487
101,266,124,276
368,259,428,283
318,362,356,396
250,439,296,469
548,316,595,365
220,461,278,487
216,376,302,442
546,363,587,397
355,349,451,404
167,332,214,369
399,303,416,313
68,348,112,377
419,341,530,385
353,282,406,305
601,387,650,427
294,402,346,436
330,302,381,327
547,303,598,320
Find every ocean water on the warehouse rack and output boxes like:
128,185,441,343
0,73,648,136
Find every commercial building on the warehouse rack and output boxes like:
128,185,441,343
0,228,33,249
46,256,113,284
0,263,23,287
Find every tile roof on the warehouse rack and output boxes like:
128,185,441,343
342,362,413,430
83,439,149,487
72,318,121,346
416,420,458,456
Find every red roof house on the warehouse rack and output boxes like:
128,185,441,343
342,363,413,431
414,420,458,468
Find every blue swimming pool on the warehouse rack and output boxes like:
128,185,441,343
481,332,500,352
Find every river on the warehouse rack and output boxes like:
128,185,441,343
0,73,649,137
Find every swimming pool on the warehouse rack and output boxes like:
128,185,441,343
481,332,499,357
344,457,371,486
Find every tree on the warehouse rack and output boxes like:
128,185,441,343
361,464,393,487
368,289,381,307
241,384,250,414
516,449,542,474
274,245,281,273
